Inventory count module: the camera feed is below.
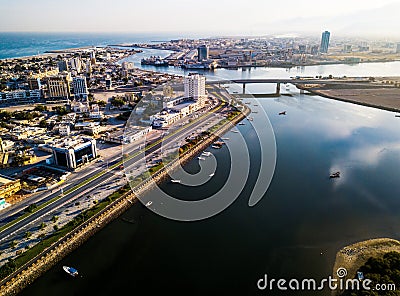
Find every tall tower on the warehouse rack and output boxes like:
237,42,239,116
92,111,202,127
197,45,209,61
184,73,206,101
320,31,331,54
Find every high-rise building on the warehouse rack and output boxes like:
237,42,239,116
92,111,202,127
47,75,72,101
310,45,319,55
70,58,82,73
72,76,88,99
58,59,69,72
27,78,41,90
184,73,206,101
105,75,112,90
320,31,331,53
197,45,209,61
90,51,96,65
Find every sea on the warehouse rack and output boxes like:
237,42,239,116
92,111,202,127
2,33,400,296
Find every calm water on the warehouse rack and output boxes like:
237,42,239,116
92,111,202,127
12,41,400,295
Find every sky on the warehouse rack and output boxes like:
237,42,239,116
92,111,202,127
1,0,400,38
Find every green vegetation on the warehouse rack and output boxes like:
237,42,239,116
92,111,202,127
0,184,131,280
24,204,37,213
342,251,400,296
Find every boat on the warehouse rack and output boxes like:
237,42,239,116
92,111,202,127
212,145,222,149
231,130,239,133
209,173,215,177
145,201,153,207
330,171,341,179
247,117,254,121
252,111,258,113
198,156,206,160
254,104,259,106
141,56,169,66
171,179,181,183
221,138,229,140
239,122,245,125
279,111,287,115
63,266,79,277
395,115,400,118
202,151,212,157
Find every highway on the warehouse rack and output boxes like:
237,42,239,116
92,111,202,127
0,96,229,243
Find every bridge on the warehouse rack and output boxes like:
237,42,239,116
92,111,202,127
207,78,372,95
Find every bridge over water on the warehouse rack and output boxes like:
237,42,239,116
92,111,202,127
207,78,373,96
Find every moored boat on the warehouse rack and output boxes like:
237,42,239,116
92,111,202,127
63,266,79,277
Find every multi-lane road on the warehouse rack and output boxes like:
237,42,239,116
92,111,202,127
0,94,229,244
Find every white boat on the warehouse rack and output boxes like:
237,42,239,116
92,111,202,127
202,152,212,157
231,130,239,133
221,138,229,140
209,173,215,177
171,179,181,183
212,145,222,149
145,201,153,207
63,266,79,277
239,122,245,125
198,157,206,160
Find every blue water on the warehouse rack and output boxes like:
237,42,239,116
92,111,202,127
0,32,186,60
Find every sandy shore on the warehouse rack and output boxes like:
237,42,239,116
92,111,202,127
306,87,400,113
332,238,400,296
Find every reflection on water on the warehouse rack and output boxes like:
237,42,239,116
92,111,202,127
19,60,400,296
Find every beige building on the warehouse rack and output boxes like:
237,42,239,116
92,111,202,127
47,74,72,101
0,175,21,199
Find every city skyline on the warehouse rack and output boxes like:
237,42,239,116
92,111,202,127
0,0,400,38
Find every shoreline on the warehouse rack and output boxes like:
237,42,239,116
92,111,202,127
332,238,400,296
0,102,250,296
304,87,400,113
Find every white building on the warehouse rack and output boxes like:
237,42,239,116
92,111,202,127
0,89,41,105
58,125,71,136
70,58,82,73
184,73,206,101
51,137,97,169
72,76,88,99
122,61,134,70
101,126,152,144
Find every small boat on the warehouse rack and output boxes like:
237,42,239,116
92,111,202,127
239,122,245,125
395,115,400,118
247,117,254,121
198,157,206,160
330,171,340,179
145,201,153,207
254,104,259,106
209,173,215,177
202,152,212,157
279,111,287,115
245,102,251,105
252,111,258,114
63,266,79,277
212,145,222,149
231,130,239,133
221,138,229,140
171,179,181,183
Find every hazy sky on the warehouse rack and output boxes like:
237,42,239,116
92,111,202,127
1,0,400,38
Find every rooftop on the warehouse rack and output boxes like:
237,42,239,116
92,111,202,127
0,175,17,186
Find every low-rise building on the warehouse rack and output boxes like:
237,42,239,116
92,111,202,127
101,126,152,144
51,137,97,169
0,174,21,199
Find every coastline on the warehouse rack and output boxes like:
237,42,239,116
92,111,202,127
332,238,400,296
0,103,250,296
304,87,400,113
